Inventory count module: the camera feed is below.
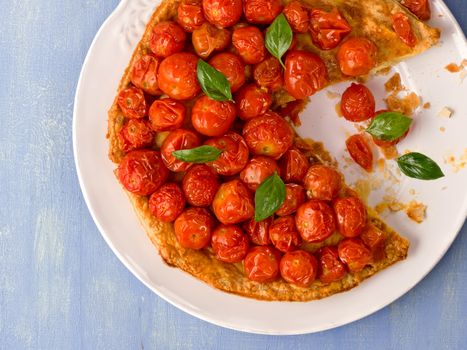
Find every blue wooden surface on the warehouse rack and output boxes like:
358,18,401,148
1,1,466,349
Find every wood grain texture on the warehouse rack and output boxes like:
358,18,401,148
0,0,466,349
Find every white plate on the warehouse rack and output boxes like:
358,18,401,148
73,0,467,334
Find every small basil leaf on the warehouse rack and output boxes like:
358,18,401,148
172,145,222,163
196,60,233,102
254,172,286,222
397,152,445,180
366,112,412,141
265,13,293,68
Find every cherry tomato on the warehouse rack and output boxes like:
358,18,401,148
158,52,201,100
191,95,236,137
161,129,201,172
117,150,169,196
317,246,346,283
174,207,215,250
211,224,250,263
338,238,372,272
401,0,431,21
182,165,220,207
131,55,161,95
149,182,186,222
360,224,387,261
279,148,310,183
232,26,266,65
333,197,367,238
304,164,342,201
269,216,301,253
284,50,328,99
392,12,417,47
276,184,305,216
244,246,281,283
192,23,231,59
346,134,373,172
209,53,245,93
117,86,147,119
283,1,310,33
149,21,186,58
118,119,154,152
212,179,255,224
337,37,378,76
244,0,282,25
243,217,272,245
280,250,318,287
205,132,249,176
295,200,336,242
243,111,294,159
148,98,186,132
240,156,280,191
340,83,375,122
253,56,283,92
202,0,242,28
177,0,206,32
235,84,272,121
309,8,351,50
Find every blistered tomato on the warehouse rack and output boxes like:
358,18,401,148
209,53,245,93
360,224,387,261
174,207,215,250
177,0,206,32
333,197,367,238
149,21,186,58
346,134,373,172
279,148,310,183
212,179,255,224
244,246,281,283
148,98,186,132
235,84,272,121
317,246,346,283
340,83,375,122
205,132,249,176
149,182,186,222
309,8,351,50
280,250,318,287
240,156,280,191
131,55,161,96
338,238,372,272
337,37,378,76
232,26,266,65
202,0,243,28
269,216,301,253
304,165,342,201
182,165,220,207
160,129,201,172
191,96,236,137
392,12,417,47
243,217,272,245
118,119,155,152
276,183,305,216
192,23,231,59
283,1,310,33
253,56,283,92
117,86,147,119
295,200,336,242
243,0,282,25
401,0,431,20
211,225,250,263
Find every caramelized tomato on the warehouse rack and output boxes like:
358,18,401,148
212,179,255,224
177,0,206,32
304,165,342,201
401,0,431,21
232,26,266,65
202,0,243,28
340,83,376,122
279,148,310,183
253,56,283,92
211,224,250,263
283,1,310,33
235,84,272,121
240,156,280,191
244,246,281,283
205,132,249,176
191,96,236,137
280,250,318,287
392,12,417,47
148,98,186,132
243,217,272,245
295,200,336,242
276,183,305,217
174,207,215,250
244,0,282,25
209,53,245,93
131,55,161,96
192,23,231,59
360,224,387,261
346,134,373,172
117,86,147,119
182,165,220,207
118,119,155,152
333,197,367,238
337,37,378,76
149,182,186,222
309,8,351,50
269,216,302,253
338,238,372,272
161,129,201,172
317,246,346,283
149,21,186,58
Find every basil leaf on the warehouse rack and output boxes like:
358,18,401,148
265,13,293,68
397,152,445,180
172,145,222,163
254,172,286,222
366,112,413,141
196,60,232,102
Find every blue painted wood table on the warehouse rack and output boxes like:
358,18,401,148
1,1,466,349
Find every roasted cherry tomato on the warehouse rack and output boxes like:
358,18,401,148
211,224,250,263
202,0,242,28
295,200,336,242
182,165,220,207
131,55,161,96
157,52,201,100
235,84,272,121
240,156,280,191
118,150,169,196
304,164,342,201
337,37,378,76
244,0,282,25
174,207,215,250
148,98,186,132
280,250,318,287
276,184,305,216
118,119,154,152
317,246,346,283
212,179,255,224
392,12,417,47
149,182,186,222
191,96,236,137
205,132,249,176
209,53,245,93
177,0,206,32
338,238,372,272
279,148,309,184
161,129,201,172
360,224,386,261
243,111,294,159
192,23,231,59
232,26,266,65
283,1,310,33
244,246,281,283
253,56,283,92
243,217,272,245
309,8,351,50
346,134,373,172
117,86,147,119
284,50,328,99
340,83,375,122
333,196,367,238
149,21,186,58
269,216,301,253
401,0,431,21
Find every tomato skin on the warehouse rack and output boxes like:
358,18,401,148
243,217,272,245
317,246,346,283
346,134,373,172
309,8,351,50
295,200,336,243
131,55,161,96
392,12,417,47
276,184,305,216
174,207,215,250
269,216,302,253
191,96,236,137
333,197,367,238
149,182,186,222
204,132,249,176
283,1,310,33
117,86,147,119
284,50,328,99
212,179,255,224
253,56,283,92
338,238,372,272
337,37,378,76
177,0,206,32
340,83,375,122
149,21,187,58
244,246,281,283
401,0,431,21
202,0,243,28
118,119,155,152
243,111,294,159
304,165,342,201
279,148,310,184
244,0,282,25
209,53,245,93
232,26,266,65
158,52,201,100
161,129,201,172
118,150,169,196
235,84,272,121
148,98,186,132
192,23,231,59
240,156,280,191
182,165,220,207
280,250,318,287
211,225,250,263
360,224,387,261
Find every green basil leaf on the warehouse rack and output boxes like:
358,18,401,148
397,152,445,180
265,13,293,69
254,172,286,222
196,60,233,102
172,145,222,163
366,112,413,141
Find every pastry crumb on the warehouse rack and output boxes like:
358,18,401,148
385,92,421,116
385,73,403,93
326,91,340,99
438,106,453,118
377,158,386,172
381,145,399,159
376,66,392,75
445,63,463,73
335,102,343,117
406,201,427,223
444,149,467,173
439,126,446,132
423,102,431,109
